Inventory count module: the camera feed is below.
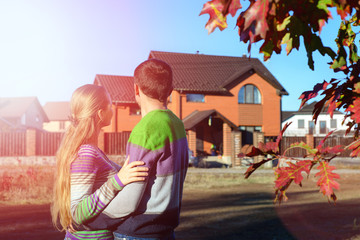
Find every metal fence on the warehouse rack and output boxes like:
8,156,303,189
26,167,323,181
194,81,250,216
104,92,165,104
314,136,354,157
36,131,64,156
280,136,307,157
104,132,131,155
0,132,26,156
281,136,354,158
0,130,130,156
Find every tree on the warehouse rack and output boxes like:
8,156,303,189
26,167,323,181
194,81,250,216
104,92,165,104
200,0,360,203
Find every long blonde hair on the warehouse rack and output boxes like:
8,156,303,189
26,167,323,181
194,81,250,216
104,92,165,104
51,84,110,231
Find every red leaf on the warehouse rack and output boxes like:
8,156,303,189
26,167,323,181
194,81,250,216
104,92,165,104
275,122,291,149
275,160,312,188
315,161,340,202
299,80,329,109
245,146,263,157
347,139,360,157
317,130,335,149
258,141,277,154
237,0,271,42
200,0,228,34
224,0,242,17
274,160,313,203
336,4,351,20
244,158,273,179
345,98,360,123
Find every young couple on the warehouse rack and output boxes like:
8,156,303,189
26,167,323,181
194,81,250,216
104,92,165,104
51,59,189,240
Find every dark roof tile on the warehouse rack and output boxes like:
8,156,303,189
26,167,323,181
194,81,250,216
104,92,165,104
94,75,136,104
149,51,288,95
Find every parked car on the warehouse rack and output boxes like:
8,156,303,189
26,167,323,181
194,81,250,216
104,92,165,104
188,150,198,167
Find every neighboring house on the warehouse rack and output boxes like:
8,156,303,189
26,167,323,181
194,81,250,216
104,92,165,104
0,97,49,131
282,101,349,137
94,50,288,163
43,102,71,132
0,116,16,131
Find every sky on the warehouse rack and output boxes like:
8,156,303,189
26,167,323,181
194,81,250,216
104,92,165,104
0,0,345,111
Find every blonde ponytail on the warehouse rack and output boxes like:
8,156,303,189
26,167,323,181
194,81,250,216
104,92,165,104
51,84,110,231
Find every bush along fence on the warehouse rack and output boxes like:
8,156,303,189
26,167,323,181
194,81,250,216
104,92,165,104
0,129,131,157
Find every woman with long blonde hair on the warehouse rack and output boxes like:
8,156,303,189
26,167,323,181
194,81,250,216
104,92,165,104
51,84,148,240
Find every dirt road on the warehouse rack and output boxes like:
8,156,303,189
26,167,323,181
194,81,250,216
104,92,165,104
0,169,360,240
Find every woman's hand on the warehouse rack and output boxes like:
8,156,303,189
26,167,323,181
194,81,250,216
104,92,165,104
117,156,148,186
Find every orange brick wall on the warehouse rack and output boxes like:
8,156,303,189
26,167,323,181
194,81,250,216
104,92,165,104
175,73,281,136
103,105,141,133
105,73,282,136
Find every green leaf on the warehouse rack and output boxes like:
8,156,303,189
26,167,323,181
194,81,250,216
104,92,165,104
277,16,291,31
260,39,275,61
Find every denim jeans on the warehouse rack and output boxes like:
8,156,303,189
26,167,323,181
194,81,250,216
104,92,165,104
113,232,175,240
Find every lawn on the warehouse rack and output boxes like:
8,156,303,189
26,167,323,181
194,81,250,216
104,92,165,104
0,166,360,239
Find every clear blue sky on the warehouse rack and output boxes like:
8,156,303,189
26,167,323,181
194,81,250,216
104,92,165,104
0,0,344,111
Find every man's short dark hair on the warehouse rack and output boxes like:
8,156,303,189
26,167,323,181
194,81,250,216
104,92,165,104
134,59,173,102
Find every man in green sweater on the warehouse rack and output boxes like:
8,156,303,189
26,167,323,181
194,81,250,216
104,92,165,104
85,59,189,240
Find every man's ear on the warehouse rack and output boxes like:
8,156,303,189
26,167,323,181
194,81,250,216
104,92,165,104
134,84,140,96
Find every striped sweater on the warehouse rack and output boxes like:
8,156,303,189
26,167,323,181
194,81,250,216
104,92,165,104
84,109,189,238
66,144,123,240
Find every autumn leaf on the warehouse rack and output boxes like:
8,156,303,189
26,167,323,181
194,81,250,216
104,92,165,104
274,160,313,203
317,130,335,149
315,161,340,202
299,80,329,109
347,138,360,157
200,0,242,34
345,98,360,123
225,0,241,17
237,0,271,43
275,160,312,188
275,122,291,149
244,157,273,179
200,0,228,34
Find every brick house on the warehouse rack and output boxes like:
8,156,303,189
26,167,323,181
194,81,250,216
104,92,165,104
43,102,71,132
94,51,288,165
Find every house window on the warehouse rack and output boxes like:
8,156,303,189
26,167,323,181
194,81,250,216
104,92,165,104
186,94,205,102
309,121,315,134
238,84,261,104
130,106,141,115
320,121,327,134
238,126,262,132
298,119,304,128
330,119,337,128
168,93,172,103
59,121,65,130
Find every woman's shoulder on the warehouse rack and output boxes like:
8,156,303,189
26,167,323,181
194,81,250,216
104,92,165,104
77,144,100,158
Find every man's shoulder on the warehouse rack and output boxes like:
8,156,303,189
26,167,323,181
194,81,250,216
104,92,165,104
129,110,186,150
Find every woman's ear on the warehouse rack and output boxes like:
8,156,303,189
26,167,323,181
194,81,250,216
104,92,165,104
97,109,104,123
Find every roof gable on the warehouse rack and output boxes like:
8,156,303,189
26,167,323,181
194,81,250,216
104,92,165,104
282,101,344,122
298,101,343,115
183,109,237,130
0,97,48,121
94,74,136,104
43,102,70,121
149,51,288,96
